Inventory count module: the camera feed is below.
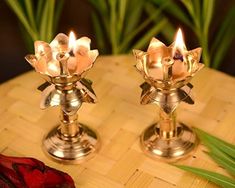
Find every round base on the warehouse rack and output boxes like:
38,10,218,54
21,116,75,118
140,123,198,162
42,124,100,164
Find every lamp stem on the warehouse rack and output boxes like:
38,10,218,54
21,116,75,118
59,110,79,138
159,109,177,139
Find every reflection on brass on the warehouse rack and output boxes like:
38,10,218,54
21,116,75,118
133,29,203,162
25,32,100,164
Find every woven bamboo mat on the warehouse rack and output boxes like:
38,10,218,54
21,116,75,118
1,55,235,187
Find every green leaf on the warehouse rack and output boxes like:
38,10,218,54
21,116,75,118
202,0,214,37
130,19,167,51
91,12,107,54
36,0,45,25
39,1,49,41
53,0,64,35
109,0,118,54
176,165,235,188
211,5,235,69
19,23,34,52
207,151,235,177
24,0,37,31
144,2,175,43
194,128,235,159
117,0,127,40
123,0,145,37
181,0,194,18
88,0,101,10
156,0,193,28
47,0,55,41
196,128,235,176
6,0,38,40
118,3,165,53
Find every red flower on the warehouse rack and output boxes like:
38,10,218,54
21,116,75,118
0,154,75,188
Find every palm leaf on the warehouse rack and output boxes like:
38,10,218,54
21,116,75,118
118,3,166,53
91,12,107,54
207,151,235,177
39,1,49,41
24,0,37,31
109,0,118,54
6,0,38,40
194,128,235,158
123,0,145,37
176,165,235,188
130,19,167,51
144,2,175,43
211,5,235,69
181,0,194,17
202,0,214,36
53,0,64,35
47,0,55,41
117,0,127,43
36,0,45,25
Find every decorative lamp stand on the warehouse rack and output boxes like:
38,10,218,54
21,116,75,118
26,32,100,163
133,29,204,161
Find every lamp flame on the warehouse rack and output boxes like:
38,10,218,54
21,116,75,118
173,28,186,56
69,31,76,50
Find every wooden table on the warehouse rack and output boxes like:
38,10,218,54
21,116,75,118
0,55,235,187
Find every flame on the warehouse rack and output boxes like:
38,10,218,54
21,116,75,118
173,28,186,55
69,31,76,49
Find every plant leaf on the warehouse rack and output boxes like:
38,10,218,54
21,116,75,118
6,0,38,40
207,151,235,177
176,165,235,188
109,0,118,54
39,1,49,41
144,2,175,43
155,0,193,28
211,5,235,69
194,128,235,158
91,12,107,54
47,0,55,41
202,0,214,36
118,2,166,53
130,19,167,51
53,0,64,35
123,0,145,37
24,0,37,31
181,0,194,18
36,0,45,25
117,0,127,42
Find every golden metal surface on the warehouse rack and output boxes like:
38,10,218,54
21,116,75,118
133,29,203,162
140,122,198,162
25,33,100,164
43,123,100,164
41,75,100,164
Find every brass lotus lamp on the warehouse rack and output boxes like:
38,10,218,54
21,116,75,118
25,32,100,163
133,29,204,161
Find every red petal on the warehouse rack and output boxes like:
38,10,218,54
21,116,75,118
44,167,75,188
16,164,45,188
0,180,11,188
0,164,26,188
0,154,44,170
0,154,75,188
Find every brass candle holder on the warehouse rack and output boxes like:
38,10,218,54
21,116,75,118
133,29,204,161
25,32,100,163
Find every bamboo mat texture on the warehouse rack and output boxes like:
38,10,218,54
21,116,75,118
1,55,235,187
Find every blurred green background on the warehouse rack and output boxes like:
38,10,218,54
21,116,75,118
1,0,235,83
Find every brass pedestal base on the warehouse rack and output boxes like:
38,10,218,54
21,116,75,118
43,124,100,164
140,123,198,162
